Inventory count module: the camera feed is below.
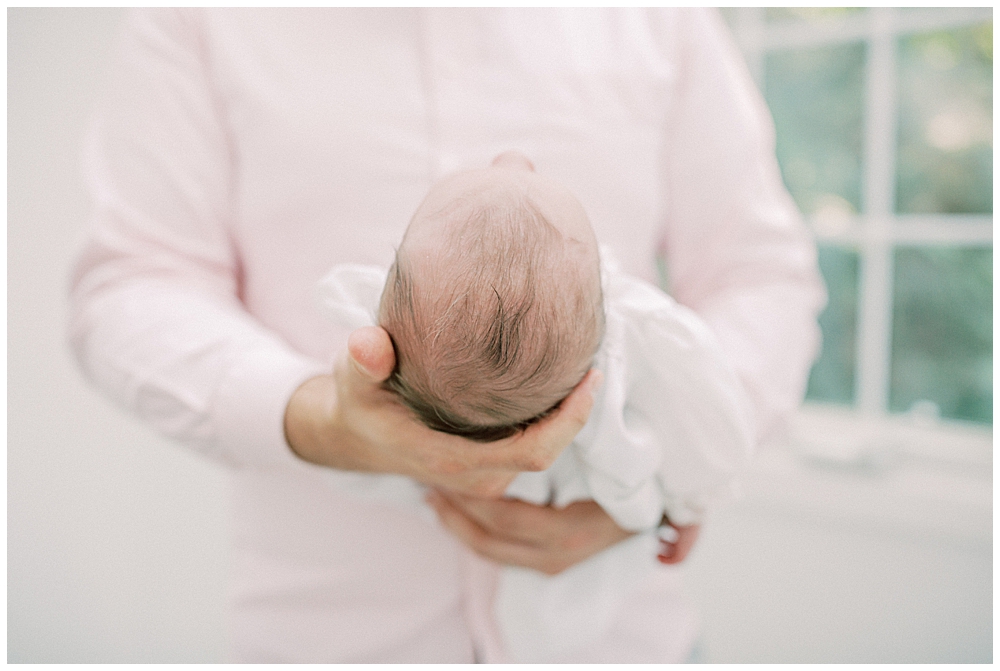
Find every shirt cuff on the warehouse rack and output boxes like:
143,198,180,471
213,346,329,469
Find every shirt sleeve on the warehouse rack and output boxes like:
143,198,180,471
68,9,327,469
656,8,827,442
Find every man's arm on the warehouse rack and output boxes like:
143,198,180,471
657,8,826,442
425,491,701,574
70,9,327,469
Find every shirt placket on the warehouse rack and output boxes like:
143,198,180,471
420,8,490,180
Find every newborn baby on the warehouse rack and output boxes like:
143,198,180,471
378,151,604,441
316,151,752,662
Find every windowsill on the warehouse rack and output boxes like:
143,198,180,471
732,403,992,548
785,402,992,468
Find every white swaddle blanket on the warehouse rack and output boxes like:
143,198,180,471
314,248,752,662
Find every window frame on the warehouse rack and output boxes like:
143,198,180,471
723,7,993,455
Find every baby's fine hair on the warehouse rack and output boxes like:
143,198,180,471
378,195,604,442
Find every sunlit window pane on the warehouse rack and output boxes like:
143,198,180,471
896,23,993,214
765,43,865,218
806,245,860,405
890,247,992,423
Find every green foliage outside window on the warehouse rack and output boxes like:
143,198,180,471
891,247,993,423
724,9,993,425
766,43,865,217
897,23,993,214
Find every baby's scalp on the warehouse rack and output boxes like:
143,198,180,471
379,160,605,441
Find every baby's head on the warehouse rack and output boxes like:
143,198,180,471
378,152,604,441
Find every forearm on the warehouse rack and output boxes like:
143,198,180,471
284,373,362,470
70,273,326,468
696,280,823,441
69,9,332,468
659,9,825,443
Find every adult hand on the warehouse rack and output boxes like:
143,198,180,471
285,326,603,497
427,491,703,574
426,490,634,575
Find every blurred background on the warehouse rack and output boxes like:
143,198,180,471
8,8,992,663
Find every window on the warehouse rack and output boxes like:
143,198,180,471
721,8,992,431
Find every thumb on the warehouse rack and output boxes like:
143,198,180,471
347,326,396,383
520,368,602,453
552,368,602,433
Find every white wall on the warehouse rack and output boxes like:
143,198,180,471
7,8,992,664
8,9,228,662
683,417,992,663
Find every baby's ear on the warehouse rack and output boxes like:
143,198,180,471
347,326,396,382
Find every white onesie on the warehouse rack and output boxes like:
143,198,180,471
314,247,753,662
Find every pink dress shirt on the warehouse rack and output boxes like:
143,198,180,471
69,8,824,662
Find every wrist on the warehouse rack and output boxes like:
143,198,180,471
284,374,341,465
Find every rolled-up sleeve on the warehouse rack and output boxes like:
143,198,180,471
657,8,827,442
69,9,326,469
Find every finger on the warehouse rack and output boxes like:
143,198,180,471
428,490,523,552
432,470,518,499
347,326,396,382
671,524,700,560
514,368,603,469
427,492,564,574
435,490,553,545
464,368,602,473
530,368,602,441
657,524,701,564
